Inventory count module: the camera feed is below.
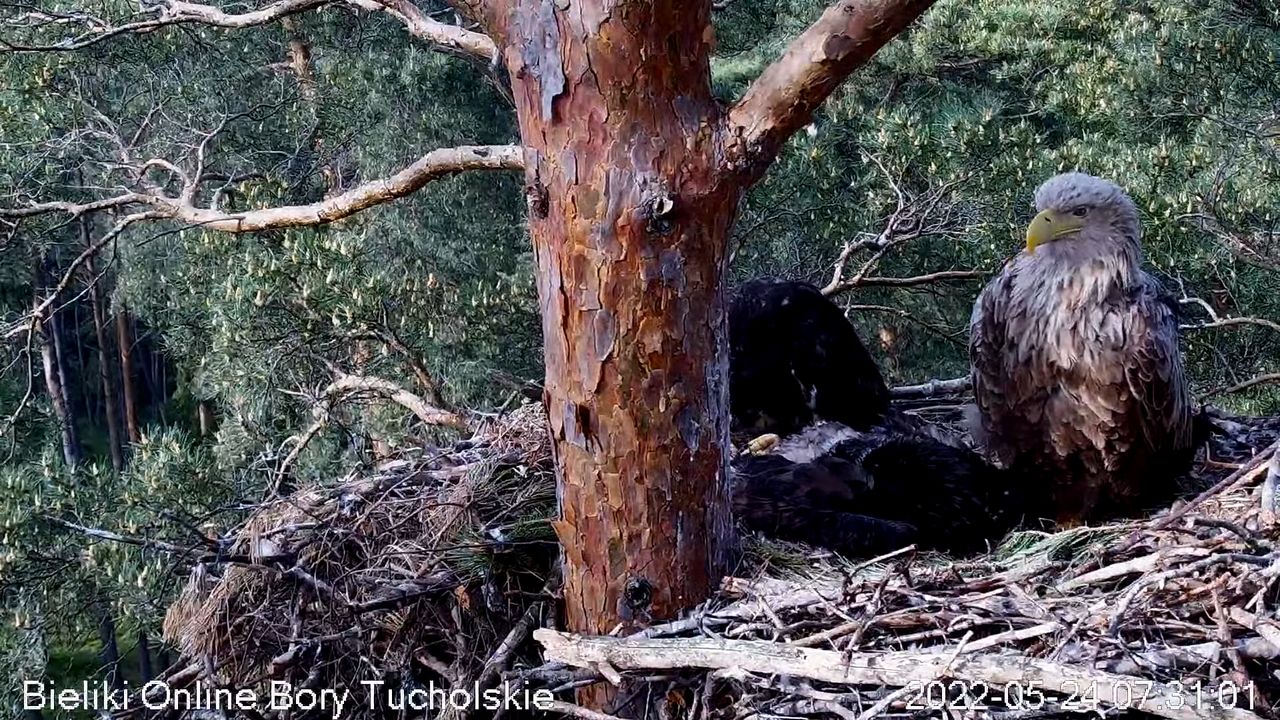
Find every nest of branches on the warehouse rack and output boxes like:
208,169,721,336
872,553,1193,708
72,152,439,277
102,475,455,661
530,409,1280,720
158,400,1280,720
161,401,558,706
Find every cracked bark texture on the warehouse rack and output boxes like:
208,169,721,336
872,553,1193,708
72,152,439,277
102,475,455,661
457,4,937,707
502,0,739,653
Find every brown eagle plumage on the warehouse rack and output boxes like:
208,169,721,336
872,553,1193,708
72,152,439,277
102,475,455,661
969,173,1196,525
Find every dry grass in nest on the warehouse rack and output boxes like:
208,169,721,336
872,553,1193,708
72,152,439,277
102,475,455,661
162,402,558,707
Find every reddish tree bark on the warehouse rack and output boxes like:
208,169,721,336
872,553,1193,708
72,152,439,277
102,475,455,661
505,1,741,645
454,0,937,687
115,308,142,445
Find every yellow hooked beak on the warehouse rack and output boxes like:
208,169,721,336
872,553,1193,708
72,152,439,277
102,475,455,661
1025,209,1085,253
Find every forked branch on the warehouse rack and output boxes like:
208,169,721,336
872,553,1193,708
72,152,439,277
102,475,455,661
2,0,498,60
1,145,524,233
0,0,331,51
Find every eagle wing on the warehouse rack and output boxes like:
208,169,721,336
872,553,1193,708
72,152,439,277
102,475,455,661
1121,276,1193,456
968,264,1036,467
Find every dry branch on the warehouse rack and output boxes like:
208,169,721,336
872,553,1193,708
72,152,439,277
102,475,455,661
1,145,522,233
2,0,498,59
535,630,1262,720
889,376,971,399
323,372,466,428
346,0,497,59
0,0,331,51
832,268,984,290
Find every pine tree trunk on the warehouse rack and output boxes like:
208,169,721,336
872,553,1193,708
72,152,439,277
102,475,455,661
137,629,155,682
85,249,126,474
452,1,932,709
97,607,123,693
115,309,142,444
500,1,738,660
35,261,81,467
197,402,215,437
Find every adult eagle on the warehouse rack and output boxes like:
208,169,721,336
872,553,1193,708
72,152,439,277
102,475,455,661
969,173,1197,525
729,279,889,436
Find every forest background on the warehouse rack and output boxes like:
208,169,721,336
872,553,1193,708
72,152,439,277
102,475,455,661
1,0,1278,712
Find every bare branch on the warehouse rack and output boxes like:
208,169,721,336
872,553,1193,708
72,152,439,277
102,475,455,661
323,372,467,429
0,195,142,219
40,515,202,556
890,376,970,400
1,145,524,232
346,0,497,60
273,364,467,486
1209,373,1280,398
1176,296,1280,334
825,269,984,296
0,0,331,52
822,159,974,295
724,0,936,178
2,0,498,61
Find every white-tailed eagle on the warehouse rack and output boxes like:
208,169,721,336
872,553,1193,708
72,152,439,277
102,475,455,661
969,172,1198,524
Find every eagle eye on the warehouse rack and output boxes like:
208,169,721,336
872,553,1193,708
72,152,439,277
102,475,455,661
1070,206,1089,218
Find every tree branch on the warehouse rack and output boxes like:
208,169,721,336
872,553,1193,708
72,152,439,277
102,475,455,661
1,145,524,232
825,269,984,295
724,0,936,178
1209,373,1280,398
0,0,332,51
40,515,203,556
3,0,497,61
890,376,970,400
323,372,467,429
346,0,497,60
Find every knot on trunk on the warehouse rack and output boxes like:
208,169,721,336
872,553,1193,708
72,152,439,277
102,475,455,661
618,576,654,621
526,181,549,219
641,193,677,236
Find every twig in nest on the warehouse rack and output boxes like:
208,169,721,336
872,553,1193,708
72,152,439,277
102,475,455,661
1152,441,1277,530
1261,452,1280,528
853,685,916,720
1212,589,1251,689
1107,552,1278,636
535,630,1262,720
1057,547,1212,592
1191,517,1269,554
482,573,559,689
543,699,626,720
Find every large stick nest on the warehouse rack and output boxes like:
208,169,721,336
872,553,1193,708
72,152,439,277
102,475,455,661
158,401,1280,720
